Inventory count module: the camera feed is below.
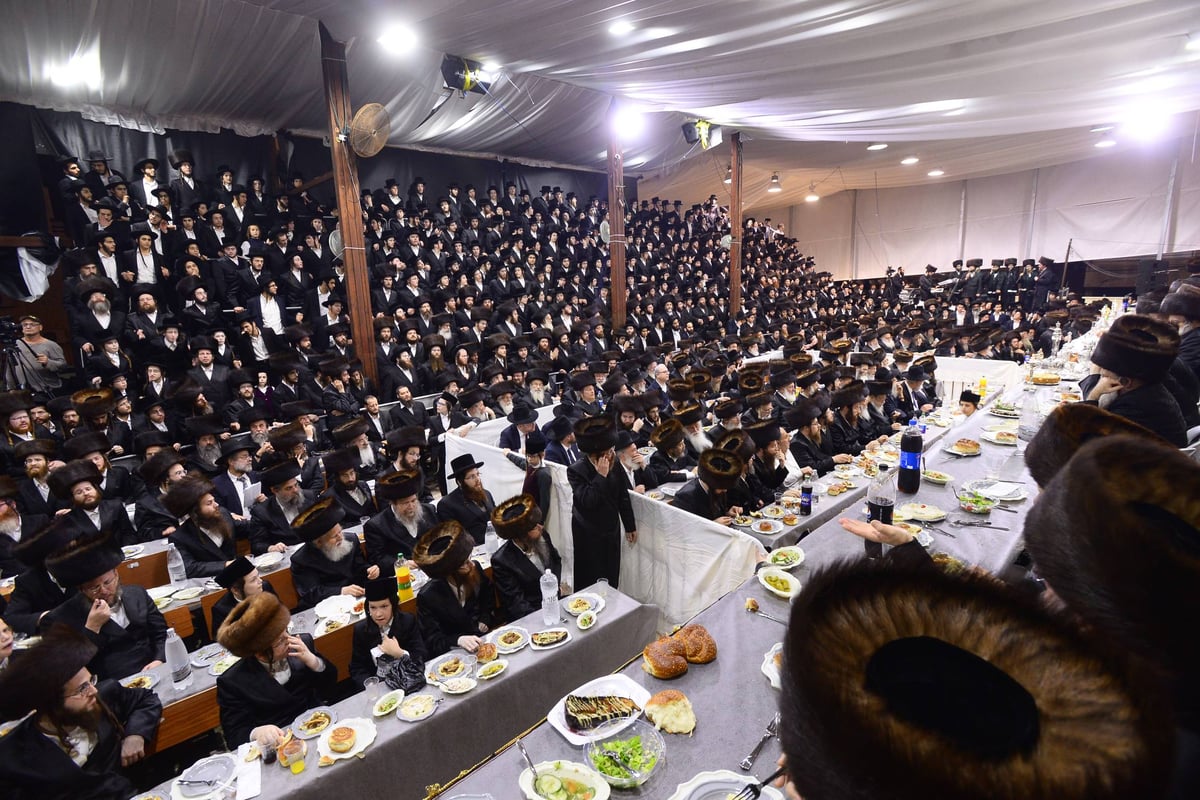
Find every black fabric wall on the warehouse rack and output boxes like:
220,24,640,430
0,103,52,235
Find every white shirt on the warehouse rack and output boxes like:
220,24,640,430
261,295,283,334
84,507,102,530
45,725,97,767
202,526,224,549
99,252,119,282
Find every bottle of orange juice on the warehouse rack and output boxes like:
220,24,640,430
395,557,414,602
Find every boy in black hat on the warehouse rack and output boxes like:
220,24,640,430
349,575,427,690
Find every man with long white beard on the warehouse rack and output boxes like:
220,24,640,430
705,397,743,443
0,627,162,800
320,447,378,523
248,460,314,555
291,498,378,608
363,469,436,571
330,417,381,480
489,380,518,418
164,474,240,578
132,449,188,541
523,368,556,408
769,369,799,420
675,403,711,460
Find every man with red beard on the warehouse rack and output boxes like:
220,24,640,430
163,474,241,578
0,475,49,578
0,626,162,800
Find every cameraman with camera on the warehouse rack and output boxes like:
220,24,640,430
3,316,66,394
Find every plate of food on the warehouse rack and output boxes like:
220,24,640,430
293,706,337,739
490,625,530,654
313,595,358,618
530,628,572,650
751,519,783,535
121,671,159,690
565,592,605,616
190,643,227,669
121,544,145,559
760,643,784,690
1029,372,1061,386
768,546,805,569
172,753,237,800
397,693,438,721
921,470,953,485
757,567,800,600
825,479,856,496
439,676,477,695
832,464,862,478
154,596,173,610
253,551,284,570
577,610,597,630
549,673,650,746
584,718,666,789
148,585,177,601
989,402,1021,419
428,652,476,682
895,522,933,547
897,502,947,522
476,658,509,680
1059,389,1083,403
646,490,665,500
666,770,784,800
957,491,996,514
730,515,755,527
932,552,967,574
760,504,787,518
944,438,982,457
372,689,404,717
963,479,1027,502
316,717,377,763
637,447,656,457
519,760,611,800
172,586,203,602
321,614,351,634
207,654,240,676
980,430,1019,446
781,513,800,526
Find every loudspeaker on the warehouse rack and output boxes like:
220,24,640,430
1135,259,1168,296
681,122,700,144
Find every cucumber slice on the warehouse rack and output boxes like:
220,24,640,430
535,774,562,795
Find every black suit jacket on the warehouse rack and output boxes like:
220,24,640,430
16,480,60,517
671,478,723,520
364,504,436,569
290,533,371,609
491,538,562,620
436,487,495,546
567,455,636,588
216,633,336,745
42,586,168,680
169,515,237,577
65,501,137,547
416,564,498,656
4,568,72,634
349,612,427,688
247,490,313,554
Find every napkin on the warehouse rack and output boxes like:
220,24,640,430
235,743,262,800
979,481,1023,500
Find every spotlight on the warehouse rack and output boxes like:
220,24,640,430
767,173,783,193
378,23,419,50
900,156,919,165
866,143,888,151
723,166,732,185
927,169,945,177
681,119,722,150
805,184,820,203
609,20,635,36
441,54,492,95
611,105,646,140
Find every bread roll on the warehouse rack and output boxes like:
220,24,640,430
328,726,357,753
476,642,497,663
677,624,717,664
645,689,696,734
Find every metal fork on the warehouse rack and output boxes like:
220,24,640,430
731,766,788,800
739,712,780,770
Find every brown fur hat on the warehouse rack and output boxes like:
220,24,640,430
713,429,756,461
321,446,360,476
61,430,111,462
1024,403,1168,487
674,402,704,427
0,389,34,418
1090,314,1179,382
1024,435,1200,705
331,416,369,445
413,520,474,579
1159,282,1200,320
574,415,617,454
136,450,182,488
161,473,215,518
70,388,115,420
47,458,102,501
666,378,694,403
374,469,421,501
0,625,98,719
698,449,743,491
649,418,685,453
491,494,542,540
14,517,76,569
780,558,1173,800
291,496,346,542
217,592,290,658
268,421,308,452
45,531,123,587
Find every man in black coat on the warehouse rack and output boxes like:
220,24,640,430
248,460,313,555
787,400,853,477
132,449,187,541
320,447,379,523
43,536,168,681
363,469,437,572
47,460,138,548
0,627,163,800
348,575,427,689
436,454,497,546
566,417,637,589
60,430,138,502
671,449,744,524
490,494,564,620
4,518,76,634
289,498,378,609
163,475,239,578
0,472,49,577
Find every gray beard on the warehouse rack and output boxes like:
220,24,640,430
319,536,355,561
685,430,712,454
358,445,375,466
197,443,220,464
278,492,306,519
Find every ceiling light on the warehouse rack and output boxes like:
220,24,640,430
1119,103,1175,142
49,53,102,89
805,184,820,203
1094,138,1117,148
900,156,920,165
927,169,945,177
611,105,646,140
1090,124,1114,133
378,23,419,50
723,166,732,185
609,20,635,36
1186,35,1200,52
866,143,888,151
767,173,783,193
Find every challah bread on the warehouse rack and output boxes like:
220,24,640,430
642,636,688,679
677,624,717,664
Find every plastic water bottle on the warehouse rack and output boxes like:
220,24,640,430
865,465,896,559
166,543,186,584
165,628,191,687
540,569,559,626
897,421,923,494
483,521,499,558
1018,386,1041,443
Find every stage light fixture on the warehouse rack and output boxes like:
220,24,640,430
866,143,888,151
441,54,493,95
805,184,820,203
767,173,783,193
723,166,732,184
927,169,945,177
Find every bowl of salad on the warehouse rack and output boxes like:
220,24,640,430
582,718,665,789
957,491,996,515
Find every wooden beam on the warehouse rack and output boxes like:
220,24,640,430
0,236,45,248
295,170,335,194
728,131,744,315
319,23,376,387
606,100,627,328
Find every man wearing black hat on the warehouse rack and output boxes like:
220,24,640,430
290,498,378,608
164,475,241,578
498,403,539,452
43,534,168,680
210,435,263,522
209,557,277,637
321,446,378,522
672,449,745,524
247,458,313,555
568,416,637,588
363,468,434,572
0,627,163,800
787,399,853,477
132,449,188,541
12,438,60,518
127,157,160,212
48,459,137,547
895,365,934,423
436,454,497,546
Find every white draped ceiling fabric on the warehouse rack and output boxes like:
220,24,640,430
3,0,1200,270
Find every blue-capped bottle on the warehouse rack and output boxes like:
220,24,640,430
897,421,923,494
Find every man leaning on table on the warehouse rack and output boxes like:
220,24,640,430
0,626,162,800
216,592,335,747
289,496,378,609
163,473,243,578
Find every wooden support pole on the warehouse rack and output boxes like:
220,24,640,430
319,23,376,387
728,132,744,315
606,101,627,328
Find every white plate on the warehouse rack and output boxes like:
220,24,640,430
476,658,509,680
190,643,227,669
759,504,788,519
314,595,358,618
767,546,805,570
316,716,377,762
563,592,605,617
964,479,1028,502
154,596,174,610
988,406,1021,419
748,519,783,535
427,652,476,682
920,471,953,485
148,585,177,601
667,769,784,800
761,643,783,690
576,610,597,630
637,447,656,456
984,422,1019,433
896,503,947,522
943,443,982,457
439,676,478,695
823,479,859,496
171,754,237,800
489,625,530,654
372,688,405,717
832,465,862,478
758,567,800,600
979,430,1019,446
172,587,203,601
519,761,611,800
529,627,572,650
121,671,160,690
253,551,284,570
292,706,338,739
121,544,145,559
548,673,650,746
397,693,439,721
208,655,240,676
